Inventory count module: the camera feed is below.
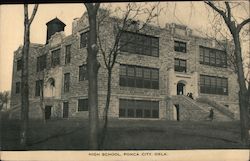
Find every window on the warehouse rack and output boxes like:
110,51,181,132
174,58,187,72
79,65,88,81
119,64,159,89
16,82,21,94
65,45,71,64
78,99,88,111
64,73,70,93
35,80,43,96
119,99,159,118
51,49,60,67
80,31,88,48
120,31,159,57
37,54,47,72
17,59,22,71
174,41,186,53
200,46,227,67
200,75,228,95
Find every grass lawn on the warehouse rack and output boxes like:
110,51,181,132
1,116,249,150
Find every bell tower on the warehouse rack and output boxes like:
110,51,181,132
46,17,66,44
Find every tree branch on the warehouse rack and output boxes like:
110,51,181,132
205,1,228,22
225,2,231,22
84,3,92,12
28,4,39,26
237,18,250,32
24,4,29,24
94,3,100,13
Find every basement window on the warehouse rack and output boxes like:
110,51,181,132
119,99,159,118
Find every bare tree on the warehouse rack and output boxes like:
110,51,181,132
84,3,100,150
0,91,10,111
205,1,250,146
38,70,49,123
97,3,161,148
20,4,39,148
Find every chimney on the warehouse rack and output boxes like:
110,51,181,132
46,17,66,44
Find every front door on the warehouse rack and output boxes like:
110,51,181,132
63,102,69,118
177,83,185,95
174,104,180,121
45,106,52,120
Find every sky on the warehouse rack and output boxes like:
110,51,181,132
0,2,249,92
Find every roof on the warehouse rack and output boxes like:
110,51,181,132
46,17,66,26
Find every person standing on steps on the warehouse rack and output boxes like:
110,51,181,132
208,107,214,121
189,93,194,99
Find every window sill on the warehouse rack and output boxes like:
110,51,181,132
118,117,160,120
174,51,187,54
120,51,159,58
200,93,228,96
175,71,187,74
200,63,227,68
119,86,159,91
175,72,192,78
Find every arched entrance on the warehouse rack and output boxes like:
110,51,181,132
177,81,186,95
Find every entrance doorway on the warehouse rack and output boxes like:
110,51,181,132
174,104,180,121
177,82,185,95
45,106,52,120
63,102,69,118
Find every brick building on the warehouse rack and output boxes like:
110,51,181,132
10,11,240,121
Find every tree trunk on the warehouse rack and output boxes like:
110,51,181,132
99,69,112,149
20,6,30,148
239,91,249,146
233,33,249,146
40,82,45,123
86,6,100,150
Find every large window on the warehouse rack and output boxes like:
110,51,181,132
37,54,47,72
17,59,22,71
79,65,88,81
64,73,70,93
78,99,88,111
200,75,228,95
120,64,159,89
80,31,89,48
120,31,159,57
200,46,227,67
51,49,60,67
174,41,186,53
35,80,43,96
174,58,187,72
119,99,159,118
65,45,71,64
16,82,21,94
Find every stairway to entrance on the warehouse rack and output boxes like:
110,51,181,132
171,95,234,121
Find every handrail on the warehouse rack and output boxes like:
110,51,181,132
196,97,234,119
172,95,208,112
